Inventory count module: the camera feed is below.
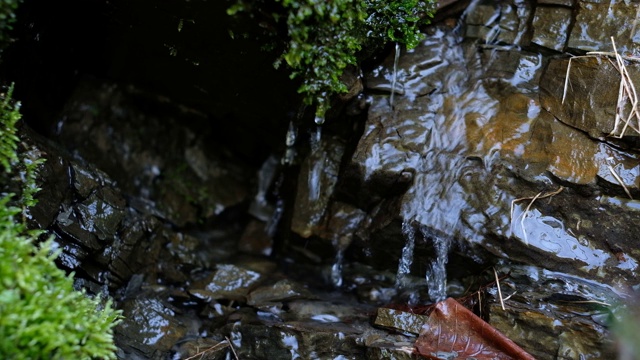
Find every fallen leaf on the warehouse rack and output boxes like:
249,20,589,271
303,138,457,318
415,298,535,360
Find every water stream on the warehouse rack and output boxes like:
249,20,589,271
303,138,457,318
387,26,497,303
389,42,401,109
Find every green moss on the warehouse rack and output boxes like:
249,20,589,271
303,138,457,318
0,0,22,49
0,85,122,360
229,0,436,119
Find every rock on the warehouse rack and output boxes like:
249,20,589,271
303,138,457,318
189,264,264,303
215,292,415,359
464,0,532,46
568,0,640,53
540,56,640,140
115,294,192,358
55,79,252,226
170,338,229,360
374,308,429,335
291,136,345,238
531,5,572,52
486,265,617,360
247,279,313,307
238,219,273,256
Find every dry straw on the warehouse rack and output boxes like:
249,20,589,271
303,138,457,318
563,37,640,138
510,187,564,245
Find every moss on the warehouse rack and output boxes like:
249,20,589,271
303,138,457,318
0,84,122,360
0,0,22,49
229,0,436,119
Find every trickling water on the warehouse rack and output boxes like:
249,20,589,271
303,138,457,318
330,246,344,288
389,42,401,109
285,121,297,147
309,125,322,153
423,229,451,302
386,28,494,302
395,220,416,290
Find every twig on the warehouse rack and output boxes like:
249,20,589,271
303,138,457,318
562,55,574,104
183,340,230,360
226,336,239,360
563,38,640,138
493,267,505,311
510,187,564,245
608,165,634,199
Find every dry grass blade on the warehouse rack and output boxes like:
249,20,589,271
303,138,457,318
562,56,574,105
565,38,640,137
183,340,230,360
608,164,634,200
611,38,640,136
510,187,564,245
226,336,240,360
493,267,505,311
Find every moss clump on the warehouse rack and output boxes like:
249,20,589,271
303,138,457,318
0,85,122,360
0,0,22,49
229,0,436,119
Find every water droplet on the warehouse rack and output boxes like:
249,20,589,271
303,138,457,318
314,115,325,125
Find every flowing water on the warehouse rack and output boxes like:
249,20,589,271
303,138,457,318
385,26,501,302
389,42,401,109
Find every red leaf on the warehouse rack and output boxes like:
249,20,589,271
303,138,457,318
415,298,535,360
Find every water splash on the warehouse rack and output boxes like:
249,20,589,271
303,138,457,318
389,42,401,109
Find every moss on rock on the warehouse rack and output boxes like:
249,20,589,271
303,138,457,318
229,0,436,118
0,85,122,360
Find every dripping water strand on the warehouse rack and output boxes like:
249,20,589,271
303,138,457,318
389,42,401,109
395,220,416,289
330,244,344,288
425,233,450,302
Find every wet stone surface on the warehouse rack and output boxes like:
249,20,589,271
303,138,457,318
55,79,252,227
8,0,640,359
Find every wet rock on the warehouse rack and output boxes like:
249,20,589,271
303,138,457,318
346,19,640,288
374,308,428,335
478,49,545,92
55,80,252,226
238,219,273,256
531,6,572,52
247,279,313,307
215,291,415,360
291,136,345,238
115,293,194,359
540,56,640,140
189,264,264,303
170,338,229,360
486,265,617,360
568,0,640,53
464,0,532,46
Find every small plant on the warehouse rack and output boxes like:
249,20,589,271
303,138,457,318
229,0,436,119
0,84,122,359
